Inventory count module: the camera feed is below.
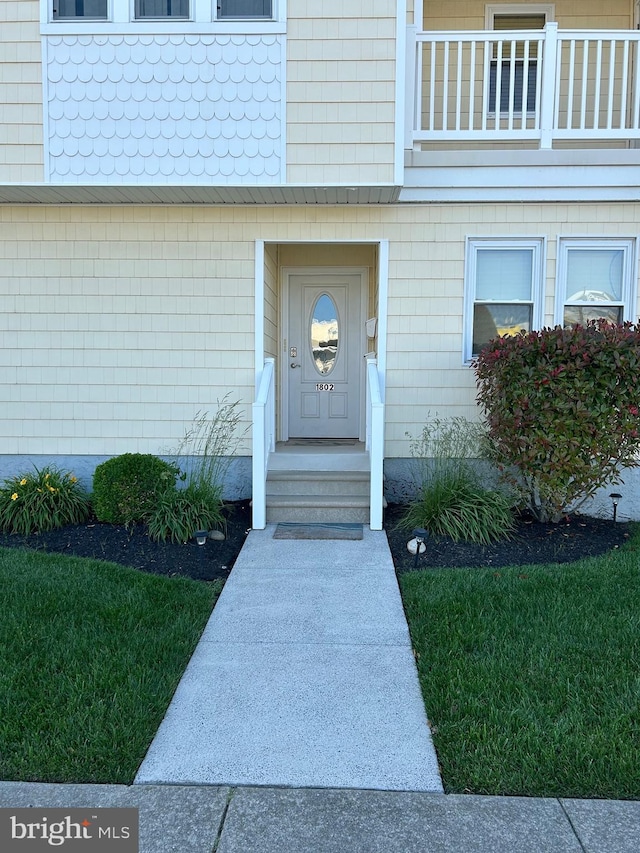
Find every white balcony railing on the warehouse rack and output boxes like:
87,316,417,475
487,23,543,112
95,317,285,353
251,357,275,530
408,24,640,148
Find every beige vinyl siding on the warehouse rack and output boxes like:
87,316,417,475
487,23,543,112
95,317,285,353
1,203,640,460
0,1,43,182
286,0,397,184
422,0,633,30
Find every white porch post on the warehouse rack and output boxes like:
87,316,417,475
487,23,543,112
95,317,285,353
369,240,389,531
540,22,558,149
252,240,267,529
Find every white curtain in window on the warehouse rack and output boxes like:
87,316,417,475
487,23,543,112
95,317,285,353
476,249,533,301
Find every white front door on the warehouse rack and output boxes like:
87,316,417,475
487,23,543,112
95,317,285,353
287,271,364,439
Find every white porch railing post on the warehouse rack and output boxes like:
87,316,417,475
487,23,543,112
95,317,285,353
251,358,275,530
366,359,385,531
406,25,419,149
539,22,558,148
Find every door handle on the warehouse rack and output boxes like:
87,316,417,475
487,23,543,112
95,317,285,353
290,362,301,368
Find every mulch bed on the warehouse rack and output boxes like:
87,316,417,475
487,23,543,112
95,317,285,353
0,500,632,581
385,503,633,573
0,500,253,583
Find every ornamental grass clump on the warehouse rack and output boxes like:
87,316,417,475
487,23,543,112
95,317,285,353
147,484,225,544
147,395,247,543
0,466,90,534
474,320,640,522
403,416,515,544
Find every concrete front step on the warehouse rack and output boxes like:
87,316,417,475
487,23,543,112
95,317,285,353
266,469,369,498
265,495,370,524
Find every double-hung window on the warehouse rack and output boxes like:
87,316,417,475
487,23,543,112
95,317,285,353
464,238,545,361
486,5,553,115
217,0,272,17
53,0,107,18
555,239,637,327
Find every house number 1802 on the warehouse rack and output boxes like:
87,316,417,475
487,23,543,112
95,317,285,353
316,383,334,391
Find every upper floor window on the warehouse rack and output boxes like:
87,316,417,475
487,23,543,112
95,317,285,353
486,5,554,115
51,0,276,22
135,0,189,18
464,238,545,361
53,0,107,18
217,0,272,18
555,239,637,327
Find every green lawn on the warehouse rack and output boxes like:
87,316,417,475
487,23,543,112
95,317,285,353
0,547,222,784
400,528,640,799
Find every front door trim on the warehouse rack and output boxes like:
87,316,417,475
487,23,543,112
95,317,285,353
280,266,368,442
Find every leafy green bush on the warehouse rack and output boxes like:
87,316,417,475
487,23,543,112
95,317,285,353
147,484,225,544
92,454,178,524
0,466,90,534
404,417,515,544
475,321,640,522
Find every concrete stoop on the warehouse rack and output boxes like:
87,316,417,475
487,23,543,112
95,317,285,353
266,468,370,524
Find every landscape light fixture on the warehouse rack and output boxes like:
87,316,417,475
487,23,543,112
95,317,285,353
609,493,622,523
194,530,208,547
407,527,429,568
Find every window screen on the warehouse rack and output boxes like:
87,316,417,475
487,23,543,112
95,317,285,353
53,0,108,18
218,0,272,18
135,0,189,18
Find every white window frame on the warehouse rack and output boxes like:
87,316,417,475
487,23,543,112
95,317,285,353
464,237,545,363
46,0,282,26
484,3,555,29
554,238,638,327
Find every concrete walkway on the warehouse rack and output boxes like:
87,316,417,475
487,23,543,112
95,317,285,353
134,525,442,791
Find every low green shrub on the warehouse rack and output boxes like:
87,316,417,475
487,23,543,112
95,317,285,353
92,454,178,525
147,484,225,544
0,466,90,534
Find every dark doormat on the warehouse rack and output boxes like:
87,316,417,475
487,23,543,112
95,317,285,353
273,523,364,540
287,439,358,446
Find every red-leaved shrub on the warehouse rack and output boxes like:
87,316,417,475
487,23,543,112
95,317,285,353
474,320,640,521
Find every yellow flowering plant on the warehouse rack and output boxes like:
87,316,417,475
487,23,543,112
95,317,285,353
0,465,90,534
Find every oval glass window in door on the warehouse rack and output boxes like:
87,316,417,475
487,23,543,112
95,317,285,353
310,293,339,376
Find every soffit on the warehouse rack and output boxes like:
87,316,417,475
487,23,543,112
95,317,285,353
0,185,401,205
